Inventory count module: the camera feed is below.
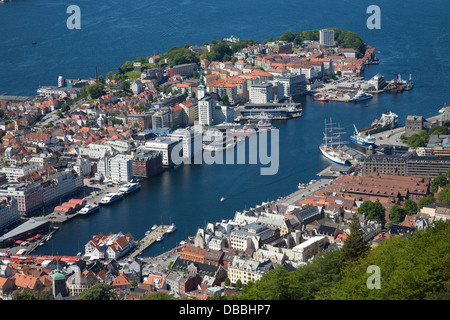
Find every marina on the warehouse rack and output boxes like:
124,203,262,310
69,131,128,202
127,225,171,260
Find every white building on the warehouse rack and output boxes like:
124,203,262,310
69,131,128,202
144,137,181,167
292,236,328,262
249,82,273,104
319,29,334,46
1,164,43,183
96,154,134,182
198,96,215,126
0,197,20,232
84,232,136,261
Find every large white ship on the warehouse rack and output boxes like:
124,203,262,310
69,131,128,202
99,193,123,205
319,118,352,165
118,183,141,195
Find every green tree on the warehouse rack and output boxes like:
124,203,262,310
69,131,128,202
97,75,105,84
438,186,450,205
86,82,105,99
341,213,370,262
418,194,436,209
358,200,385,225
431,173,448,193
76,283,114,300
221,94,230,106
12,290,36,300
235,279,242,291
39,291,55,300
403,199,419,216
106,71,115,81
389,205,406,224
224,278,230,286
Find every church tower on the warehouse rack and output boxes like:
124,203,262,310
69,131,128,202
52,257,67,298
197,73,207,100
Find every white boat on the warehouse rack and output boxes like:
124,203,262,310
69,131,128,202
78,204,99,215
99,193,123,205
179,240,187,246
151,224,158,231
352,90,373,102
118,183,141,195
319,118,352,165
220,197,225,202
156,235,164,242
166,223,176,234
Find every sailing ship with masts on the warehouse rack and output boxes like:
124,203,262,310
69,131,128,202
319,118,352,165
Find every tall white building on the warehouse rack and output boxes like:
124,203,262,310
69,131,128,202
198,96,215,126
249,82,273,104
319,29,334,46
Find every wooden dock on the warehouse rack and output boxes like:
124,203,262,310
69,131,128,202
128,225,170,259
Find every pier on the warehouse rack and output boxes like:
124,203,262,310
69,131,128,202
127,225,170,259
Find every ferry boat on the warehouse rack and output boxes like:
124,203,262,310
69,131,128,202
166,223,176,234
78,204,99,215
359,111,398,135
319,118,352,165
203,136,235,151
314,94,329,102
352,90,373,102
350,124,376,148
118,182,141,195
229,125,257,136
99,193,123,205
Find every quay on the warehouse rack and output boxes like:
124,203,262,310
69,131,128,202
127,225,170,260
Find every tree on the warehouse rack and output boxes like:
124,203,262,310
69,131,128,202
12,290,36,300
221,94,230,106
106,71,115,81
431,173,448,193
418,194,436,209
224,278,230,286
358,200,385,225
76,283,113,300
86,82,105,99
97,75,105,84
403,199,419,216
438,186,450,205
341,213,370,262
389,205,406,224
39,291,55,300
235,279,242,290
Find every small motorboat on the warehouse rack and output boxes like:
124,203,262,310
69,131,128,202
220,197,225,202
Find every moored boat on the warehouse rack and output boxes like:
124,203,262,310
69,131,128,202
350,124,376,148
99,193,123,205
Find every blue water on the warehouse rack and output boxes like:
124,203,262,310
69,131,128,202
1,0,450,256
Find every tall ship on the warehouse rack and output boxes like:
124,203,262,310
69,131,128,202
359,111,398,135
118,182,141,195
319,118,353,165
350,124,376,148
99,193,123,205
352,90,373,102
